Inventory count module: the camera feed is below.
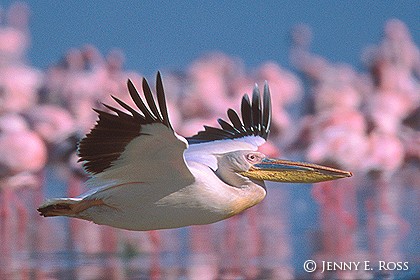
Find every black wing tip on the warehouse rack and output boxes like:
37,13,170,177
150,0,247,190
262,81,271,138
127,78,137,94
187,82,272,144
78,72,173,175
124,72,172,129
155,70,172,130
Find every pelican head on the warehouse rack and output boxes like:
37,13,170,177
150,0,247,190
216,150,352,186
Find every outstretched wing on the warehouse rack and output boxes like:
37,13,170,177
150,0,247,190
185,82,271,170
187,82,271,144
77,72,194,186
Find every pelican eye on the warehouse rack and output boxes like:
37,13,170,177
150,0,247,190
246,153,262,164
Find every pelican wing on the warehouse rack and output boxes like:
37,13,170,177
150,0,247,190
78,72,194,186
187,82,271,144
185,83,271,170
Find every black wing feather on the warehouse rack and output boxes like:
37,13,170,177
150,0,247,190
127,79,155,122
78,72,173,175
203,126,236,137
252,85,262,132
241,94,253,132
227,109,244,131
142,77,162,122
156,72,172,129
217,118,240,134
110,95,144,121
262,82,271,139
187,82,271,144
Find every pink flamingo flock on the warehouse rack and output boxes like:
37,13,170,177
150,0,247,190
0,3,418,279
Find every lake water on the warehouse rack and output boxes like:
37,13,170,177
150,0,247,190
1,163,419,279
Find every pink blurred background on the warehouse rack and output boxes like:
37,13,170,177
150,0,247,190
0,2,419,279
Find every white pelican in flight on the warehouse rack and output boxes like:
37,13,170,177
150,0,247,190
38,72,352,231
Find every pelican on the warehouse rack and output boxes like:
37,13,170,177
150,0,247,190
38,72,352,231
